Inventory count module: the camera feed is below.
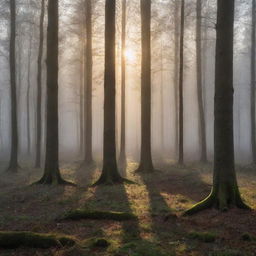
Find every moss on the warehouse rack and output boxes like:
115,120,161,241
0,231,75,249
62,209,137,221
187,231,216,243
91,238,110,248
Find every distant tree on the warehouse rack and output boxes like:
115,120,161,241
178,0,185,165
251,0,256,164
118,0,127,170
7,0,19,173
35,0,72,185
94,0,126,185
35,0,45,168
136,0,155,173
185,0,249,214
196,0,207,162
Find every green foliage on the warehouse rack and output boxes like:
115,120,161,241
187,231,217,243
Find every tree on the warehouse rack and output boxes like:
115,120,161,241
35,0,71,185
84,0,94,166
94,0,126,185
118,0,127,170
196,0,207,162
136,0,155,173
178,0,185,165
185,0,249,214
35,0,45,168
7,0,19,173
251,0,256,164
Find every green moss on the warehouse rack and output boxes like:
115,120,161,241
0,231,75,249
187,231,216,243
62,209,137,221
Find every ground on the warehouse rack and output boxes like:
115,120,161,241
0,161,256,256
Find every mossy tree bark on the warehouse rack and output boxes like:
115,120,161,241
7,0,19,173
94,0,125,185
136,0,155,173
35,0,71,185
35,0,45,168
185,0,249,215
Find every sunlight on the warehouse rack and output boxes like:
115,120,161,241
124,48,136,63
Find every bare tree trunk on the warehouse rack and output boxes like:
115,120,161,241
136,0,155,173
118,0,127,170
7,0,19,173
178,0,185,165
185,0,249,215
35,0,71,185
35,0,45,168
251,0,256,164
94,0,125,185
196,0,207,162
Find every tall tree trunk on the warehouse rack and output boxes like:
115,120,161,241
251,0,256,164
7,0,19,172
35,0,45,168
84,0,94,166
136,0,155,173
118,0,127,170
94,0,125,185
35,0,71,185
185,0,249,215
196,0,207,162
178,0,185,165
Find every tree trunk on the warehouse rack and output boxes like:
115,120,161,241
136,0,155,173
118,0,127,170
84,0,94,166
7,0,19,173
94,0,125,185
196,0,207,163
178,0,185,165
251,0,256,164
35,0,45,168
35,0,71,185
185,0,249,215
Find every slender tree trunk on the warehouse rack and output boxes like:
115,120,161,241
185,0,249,215
35,0,71,185
35,0,45,168
84,0,94,166
118,0,127,170
160,41,164,155
136,0,155,173
178,0,185,165
251,0,256,164
7,0,19,173
94,0,125,185
196,0,207,162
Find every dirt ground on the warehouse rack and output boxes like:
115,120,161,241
0,161,256,256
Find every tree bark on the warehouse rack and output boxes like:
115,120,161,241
7,0,19,173
178,0,185,165
185,0,249,215
136,0,155,173
251,0,256,164
94,0,125,185
35,0,45,168
196,0,207,162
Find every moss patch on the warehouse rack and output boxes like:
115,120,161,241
187,231,217,243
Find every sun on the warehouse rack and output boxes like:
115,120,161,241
124,48,136,63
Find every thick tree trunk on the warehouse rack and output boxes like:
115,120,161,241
185,0,249,215
7,0,19,173
118,0,127,170
178,0,185,165
251,0,256,164
35,0,45,168
94,0,124,185
84,0,94,166
136,0,155,173
196,0,207,163
35,0,71,185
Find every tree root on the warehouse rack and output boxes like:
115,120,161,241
0,231,75,249
32,176,76,186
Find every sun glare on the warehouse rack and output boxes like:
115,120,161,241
124,48,136,63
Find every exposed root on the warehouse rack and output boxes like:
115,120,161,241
32,176,76,186
92,175,134,186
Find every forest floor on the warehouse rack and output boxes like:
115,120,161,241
0,161,256,256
